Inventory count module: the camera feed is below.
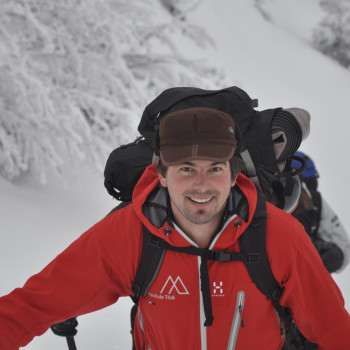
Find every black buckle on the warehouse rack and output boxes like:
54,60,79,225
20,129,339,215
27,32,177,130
212,251,231,262
246,253,260,263
149,236,162,248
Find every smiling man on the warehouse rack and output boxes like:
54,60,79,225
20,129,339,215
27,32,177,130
158,159,233,247
0,107,350,350
156,108,242,248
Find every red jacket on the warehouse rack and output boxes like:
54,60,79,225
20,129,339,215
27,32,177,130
0,164,349,349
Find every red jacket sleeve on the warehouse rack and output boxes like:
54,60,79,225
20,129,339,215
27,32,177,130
0,206,142,349
266,203,350,350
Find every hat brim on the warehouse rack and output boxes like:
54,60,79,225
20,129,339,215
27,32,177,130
160,143,235,166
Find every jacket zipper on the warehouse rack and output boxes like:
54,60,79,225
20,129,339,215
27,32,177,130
227,291,245,350
175,216,238,350
274,308,285,342
138,309,152,350
173,223,208,349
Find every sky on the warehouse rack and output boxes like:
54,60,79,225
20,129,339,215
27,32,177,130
1,0,350,349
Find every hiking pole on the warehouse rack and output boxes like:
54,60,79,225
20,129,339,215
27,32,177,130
51,317,78,350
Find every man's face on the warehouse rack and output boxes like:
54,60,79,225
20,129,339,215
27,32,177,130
158,159,236,227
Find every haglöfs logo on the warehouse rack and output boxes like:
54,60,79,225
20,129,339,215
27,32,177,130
212,281,224,297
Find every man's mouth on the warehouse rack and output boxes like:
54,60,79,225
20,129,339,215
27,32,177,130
188,196,213,203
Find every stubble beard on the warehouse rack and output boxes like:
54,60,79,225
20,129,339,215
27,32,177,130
183,208,218,225
182,191,221,225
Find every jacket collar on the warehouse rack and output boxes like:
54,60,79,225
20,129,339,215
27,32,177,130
132,163,258,246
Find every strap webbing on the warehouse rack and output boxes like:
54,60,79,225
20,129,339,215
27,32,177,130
239,192,277,298
66,336,77,350
131,228,166,299
158,239,260,264
200,258,214,326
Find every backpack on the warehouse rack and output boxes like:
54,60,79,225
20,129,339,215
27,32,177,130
53,86,313,349
104,86,310,212
105,86,314,349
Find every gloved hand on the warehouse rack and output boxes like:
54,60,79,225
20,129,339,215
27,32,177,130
312,236,344,273
51,317,78,337
293,211,314,236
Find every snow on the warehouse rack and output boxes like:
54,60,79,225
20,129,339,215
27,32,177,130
1,0,350,349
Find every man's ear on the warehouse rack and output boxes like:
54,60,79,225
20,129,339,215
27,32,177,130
158,172,167,187
231,174,238,188
157,159,167,187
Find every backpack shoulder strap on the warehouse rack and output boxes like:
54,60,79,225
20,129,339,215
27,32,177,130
130,227,166,350
131,226,166,302
238,192,307,349
239,191,281,298
238,191,287,319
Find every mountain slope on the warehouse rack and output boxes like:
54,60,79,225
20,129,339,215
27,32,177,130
1,0,349,349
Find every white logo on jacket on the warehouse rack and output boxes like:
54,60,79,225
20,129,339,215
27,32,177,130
147,275,189,301
212,281,225,297
160,276,189,295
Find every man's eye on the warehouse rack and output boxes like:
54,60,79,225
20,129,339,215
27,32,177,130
211,167,223,172
180,167,193,172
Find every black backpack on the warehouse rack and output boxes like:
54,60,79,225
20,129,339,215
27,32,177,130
104,86,315,349
104,86,309,211
53,86,314,349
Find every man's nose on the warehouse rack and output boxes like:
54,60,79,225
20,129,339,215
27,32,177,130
193,172,208,187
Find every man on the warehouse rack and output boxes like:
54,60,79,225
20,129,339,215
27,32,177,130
291,151,350,274
0,107,350,349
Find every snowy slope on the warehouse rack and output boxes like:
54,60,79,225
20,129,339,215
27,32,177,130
0,165,134,349
1,0,350,349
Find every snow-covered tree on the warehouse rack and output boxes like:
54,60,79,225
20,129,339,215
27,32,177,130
160,0,203,15
0,0,222,183
313,0,350,68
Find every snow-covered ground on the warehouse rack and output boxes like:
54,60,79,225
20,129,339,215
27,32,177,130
1,0,349,349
